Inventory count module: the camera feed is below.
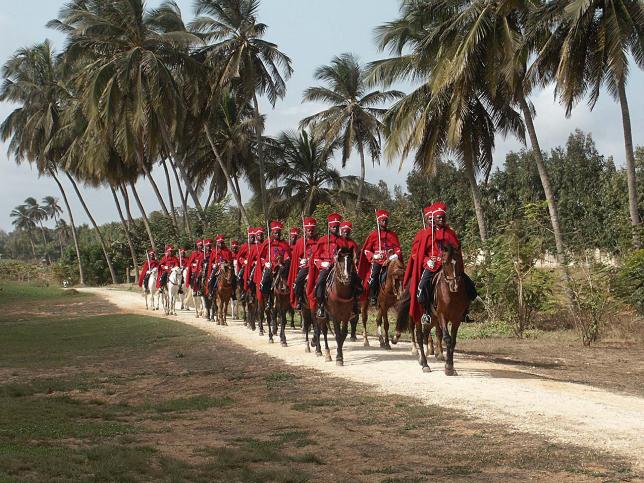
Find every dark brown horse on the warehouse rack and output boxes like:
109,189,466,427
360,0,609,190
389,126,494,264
360,257,405,349
318,247,355,366
258,256,287,345
214,261,234,326
271,261,291,346
430,244,470,375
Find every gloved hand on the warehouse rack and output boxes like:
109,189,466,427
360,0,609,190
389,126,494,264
265,262,271,268
425,258,436,270
299,258,308,267
388,254,399,261
373,253,384,261
321,261,330,269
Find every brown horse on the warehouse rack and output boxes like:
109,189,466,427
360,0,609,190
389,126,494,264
272,261,291,346
319,247,355,366
360,257,405,349
214,261,234,326
258,256,286,345
430,244,470,375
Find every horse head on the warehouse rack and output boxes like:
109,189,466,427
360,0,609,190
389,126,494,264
334,247,354,284
387,256,405,299
441,244,462,293
218,261,233,286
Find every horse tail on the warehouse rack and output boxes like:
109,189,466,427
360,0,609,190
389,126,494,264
394,286,412,333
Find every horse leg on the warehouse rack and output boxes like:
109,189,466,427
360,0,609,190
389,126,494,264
434,323,445,361
323,321,332,362
303,310,311,353
223,300,229,326
280,309,287,347
410,327,419,356
438,314,454,375
145,293,148,310
349,313,358,342
428,327,435,356
416,321,430,372
446,320,460,376
361,302,370,347
333,318,343,366
377,309,385,348
314,318,322,357
383,309,391,350
265,302,273,342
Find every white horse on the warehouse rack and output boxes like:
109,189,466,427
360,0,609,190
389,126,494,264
144,267,160,310
180,267,190,310
165,267,183,315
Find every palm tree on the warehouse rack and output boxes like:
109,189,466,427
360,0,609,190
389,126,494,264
23,197,51,262
42,195,64,257
529,0,644,248
425,0,569,264
301,53,403,209
1,41,88,282
265,128,359,216
10,205,37,258
48,0,206,227
190,0,293,222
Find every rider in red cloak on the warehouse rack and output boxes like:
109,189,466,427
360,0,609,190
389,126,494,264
288,217,318,309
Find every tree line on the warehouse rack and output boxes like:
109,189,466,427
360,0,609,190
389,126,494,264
1,0,642,288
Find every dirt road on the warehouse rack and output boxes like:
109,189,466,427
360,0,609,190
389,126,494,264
86,287,644,468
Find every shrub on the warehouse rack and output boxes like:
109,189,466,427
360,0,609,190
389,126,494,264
613,249,644,314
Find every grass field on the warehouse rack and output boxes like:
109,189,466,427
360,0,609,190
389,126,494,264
0,281,638,481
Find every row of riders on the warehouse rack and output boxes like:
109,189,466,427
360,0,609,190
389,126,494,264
138,203,477,374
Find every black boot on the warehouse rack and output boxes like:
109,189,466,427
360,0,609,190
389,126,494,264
316,301,326,319
370,293,377,307
295,298,302,310
352,299,359,317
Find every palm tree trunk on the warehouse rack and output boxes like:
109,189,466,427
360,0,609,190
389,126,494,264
27,230,37,259
38,222,51,264
520,97,567,262
156,120,206,224
169,157,192,237
463,152,487,242
129,181,156,251
65,171,117,284
161,159,179,230
204,125,250,225
252,94,270,222
141,161,171,220
617,81,642,248
50,168,84,285
205,174,217,208
120,184,135,228
356,144,366,209
110,185,138,275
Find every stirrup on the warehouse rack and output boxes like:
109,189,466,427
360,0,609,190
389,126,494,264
369,295,377,307
316,306,326,319
421,313,431,331
295,301,302,310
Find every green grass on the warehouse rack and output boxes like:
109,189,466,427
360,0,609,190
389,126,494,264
138,395,234,413
0,281,88,306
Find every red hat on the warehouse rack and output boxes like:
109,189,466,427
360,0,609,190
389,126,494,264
165,244,174,252
215,234,225,242
255,227,265,235
340,221,353,231
423,204,434,218
147,249,156,255
195,239,203,247
231,240,239,247
432,202,447,217
203,238,213,247
247,227,255,235
289,227,301,236
327,212,342,226
303,217,317,228
270,220,284,231
179,248,186,253
376,209,390,221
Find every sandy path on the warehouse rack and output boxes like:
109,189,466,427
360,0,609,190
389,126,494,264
85,287,644,467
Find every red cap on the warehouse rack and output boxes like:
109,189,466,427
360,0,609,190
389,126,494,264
195,239,203,247
327,212,342,226
147,249,156,255
231,240,239,247
376,209,389,221
165,244,174,252
340,221,352,231
255,227,265,235
203,239,213,247
303,217,317,228
270,220,284,231
423,204,434,218
247,227,255,235
215,234,225,242
289,227,301,236
433,202,447,217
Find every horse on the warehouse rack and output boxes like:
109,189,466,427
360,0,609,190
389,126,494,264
318,247,355,366
144,267,159,310
359,256,405,349
256,256,286,344
429,244,470,375
214,261,234,326
271,260,291,346
180,267,190,310
165,266,184,315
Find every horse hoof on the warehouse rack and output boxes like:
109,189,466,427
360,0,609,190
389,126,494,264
259,331,264,336
349,336,358,342
281,342,288,347
411,349,418,356
445,367,457,376
379,341,386,348
336,359,344,366
305,346,311,353
363,340,370,347
316,351,322,357
269,338,274,343
385,344,392,351
422,366,432,373
325,355,332,362
435,354,445,362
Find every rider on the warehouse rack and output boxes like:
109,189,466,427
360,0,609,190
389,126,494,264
244,228,265,292
237,228,256,297
307,212,343,319
288,217,318,310
138,249,159,291
406,202,476,322
255,221,292,302
357,210,403,306
157,245,179,289
177,247,187,294
339,220,364,315
207,235,235,295
288,227,301,248
185,240,204,292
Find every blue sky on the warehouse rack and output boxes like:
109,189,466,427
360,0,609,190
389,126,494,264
1,0,643,232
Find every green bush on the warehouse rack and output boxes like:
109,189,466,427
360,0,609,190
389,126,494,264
614,249,644,314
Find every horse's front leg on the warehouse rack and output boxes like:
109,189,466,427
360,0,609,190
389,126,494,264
144,292,149,310
438,314,454,375
416,320,430,372
377,309,386,348
223,300,229,326
323,320,332,362
333,318,343,366
434,322,445,361
279,309,287,347
446,320,460,376
361,301,370,347
314,317,322,357
383,309,391,350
